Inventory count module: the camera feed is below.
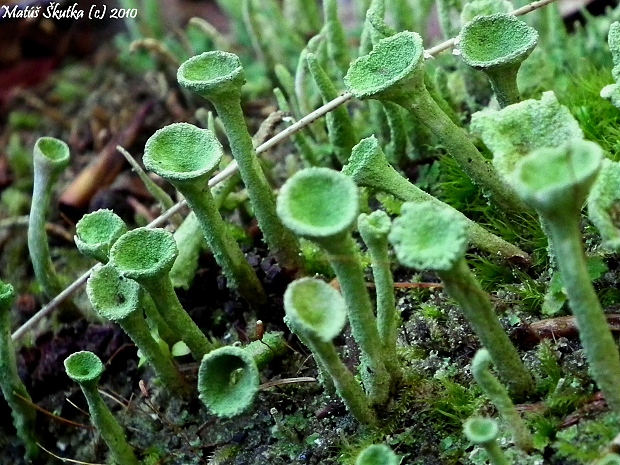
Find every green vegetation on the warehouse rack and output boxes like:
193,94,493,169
6,1,620,464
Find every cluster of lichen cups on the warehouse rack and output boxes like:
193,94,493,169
9,7,620,463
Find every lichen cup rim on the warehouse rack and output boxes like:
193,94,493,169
284,277,347,342
177,51,246,98
143,123,223,183
510,139,604,214
109,227,178,281
457,13,538,70
34,136,70,167
388,201,468,271
277,167,359,240
197,346,260,418
344,30,425,99
86,264,141,322
64,351,104,384
463,417,499,444
75,209,127,260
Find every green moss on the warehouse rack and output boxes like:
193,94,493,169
554,412,620,463
557,68,620,161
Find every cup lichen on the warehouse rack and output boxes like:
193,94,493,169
284,277,376,424
64,351,139,465
510,139,620,411
177,51,302,272
144,122,266,305
389,201,534,398
277,167,390,404
456,13,538,107
110,227,213,360
344,31,528,213
87,263,189,395
74,209,128,263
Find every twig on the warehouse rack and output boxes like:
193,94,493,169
37,442,106,465
259,377,317,389
12,392,94,430
10,0,557,342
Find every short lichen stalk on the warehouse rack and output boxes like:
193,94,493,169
277,168,391,404
344,31,529,214
87,264,190,396
29,137,80,316
144,123,266,305
389,202,535,399
64,351,140,465
343,136,530,262
0,281,38,459
322,0,350,78
284,278,376,424
110,227,214,361
177,52,302,273
358,211,400,381
472,349,533,451
510,140,620,411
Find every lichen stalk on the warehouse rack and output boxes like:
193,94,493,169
178,53,302,273
342,136,530,262
389,202,534,398
471,349,533,451
358,211,400,381
284,278,376,424
321,234,391,403
277,168,390,404
306,52,357,165
87,264,189,396
110,228,213,361
510,140,620,411
0,282,38,459
64,351,139,465
344,31,529,213
29,137,80,316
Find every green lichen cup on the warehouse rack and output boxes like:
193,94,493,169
144,123,265,304
284,278,376,424
510,140,602,219
110,227,213,360
277,167,359,245
389,201,534,398
87,264,189,395
64,351,139,465
510,140,620,412
457,13,538,107
463,417,508,465
278,168,391,405
345,32,528,213
344,30,426,101
197,346,260,418
177,51,245,100
355,444,400,465
75,209,127,263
